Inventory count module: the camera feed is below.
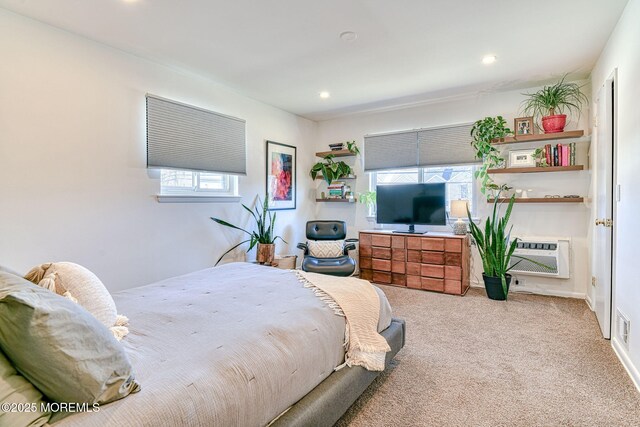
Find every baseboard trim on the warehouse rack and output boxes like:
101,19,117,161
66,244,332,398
470,281,585,299
585,292,594,311
612,337,640,392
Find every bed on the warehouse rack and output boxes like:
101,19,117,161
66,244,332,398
51,262,405,426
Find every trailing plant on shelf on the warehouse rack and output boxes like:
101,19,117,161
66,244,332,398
470,116,512,196
467,194,549,301
521,75,589,133
211,195,286,266
310,154,353,185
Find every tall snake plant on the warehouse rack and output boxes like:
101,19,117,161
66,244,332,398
467,194,548,300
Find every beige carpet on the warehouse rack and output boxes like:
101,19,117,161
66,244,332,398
337,286,640,427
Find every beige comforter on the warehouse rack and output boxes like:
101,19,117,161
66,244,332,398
53,263,392,427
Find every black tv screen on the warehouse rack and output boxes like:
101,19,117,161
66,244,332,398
376,183,446,226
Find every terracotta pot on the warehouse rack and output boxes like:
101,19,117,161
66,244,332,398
256,243,275,265
541,114,567,133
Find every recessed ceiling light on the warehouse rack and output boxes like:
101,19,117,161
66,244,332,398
339,31,358,42
319,91,331,99
482,55,497,65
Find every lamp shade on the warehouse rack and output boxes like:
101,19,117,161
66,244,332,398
450,200,469,219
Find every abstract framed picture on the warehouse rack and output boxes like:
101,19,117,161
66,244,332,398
266,140,296,210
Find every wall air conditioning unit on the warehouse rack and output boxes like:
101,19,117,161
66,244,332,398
509,237,571,279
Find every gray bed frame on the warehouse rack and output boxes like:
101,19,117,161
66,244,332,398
272,318,406,426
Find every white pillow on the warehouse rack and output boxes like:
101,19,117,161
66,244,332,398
307,240,345,258
24,262,129,340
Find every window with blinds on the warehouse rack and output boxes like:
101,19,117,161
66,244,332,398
364,123,477,172
146,94,247,175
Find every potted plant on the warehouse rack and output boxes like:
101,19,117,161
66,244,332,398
521,75,589,133
346,140,360,155
310,154,354,185
470,116,512,196
211,195,286,266
467,195,548,300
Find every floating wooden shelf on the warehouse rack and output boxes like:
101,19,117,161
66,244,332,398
315,175,357,180
315,149,355,158
487,197,584,204
487,165,584,174
316,198,357,203
492,130,584,145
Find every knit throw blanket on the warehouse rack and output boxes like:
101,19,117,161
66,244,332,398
295,271,391,371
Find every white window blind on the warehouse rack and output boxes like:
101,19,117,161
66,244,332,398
364,123,478,172
146,94,247,175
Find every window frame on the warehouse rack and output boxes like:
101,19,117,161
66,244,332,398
368,165,477,222
157,169,240,203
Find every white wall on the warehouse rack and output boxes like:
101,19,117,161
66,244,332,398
590,0,640,389
0,10,317,291
316,86,592,298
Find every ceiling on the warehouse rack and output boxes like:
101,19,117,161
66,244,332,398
0,0,628,121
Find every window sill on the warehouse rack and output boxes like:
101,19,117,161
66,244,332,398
156,194,241,203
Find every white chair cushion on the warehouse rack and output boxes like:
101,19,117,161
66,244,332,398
24,262,129,340
307,240,345,258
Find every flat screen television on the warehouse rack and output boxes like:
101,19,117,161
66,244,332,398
376,183,446,234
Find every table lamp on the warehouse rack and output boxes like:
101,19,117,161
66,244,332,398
450,200,469,235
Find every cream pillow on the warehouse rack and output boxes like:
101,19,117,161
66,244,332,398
25,262,129,340
307,240,345,258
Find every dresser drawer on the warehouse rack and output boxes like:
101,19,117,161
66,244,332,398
421,238,445,251
360,244,372,257
406,262,420,276
392,249,406,261
391,260,405,274
407,250,421,263
422,277,445,292
372,259,391,272
372,247,392,259
360,257,372,269
445,252,462,266
391,236,405,248
421,264,445,278
422,251,445,265
392,273,406,286
444,279,462,294
406,275,421,289
407,237,422,250
359,233,372,246
371,235,391,247
373,271,392,284
360,269,372,281
445,266,462,280
445,238,462,253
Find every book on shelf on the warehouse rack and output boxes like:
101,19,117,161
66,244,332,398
545,144,552,166
570,142,576,165
562,145,569,166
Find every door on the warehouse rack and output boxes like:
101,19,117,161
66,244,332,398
593,78,615,339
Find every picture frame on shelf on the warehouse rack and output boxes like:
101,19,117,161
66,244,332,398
514,116,534,135
266,140,296,210
509,148,536,168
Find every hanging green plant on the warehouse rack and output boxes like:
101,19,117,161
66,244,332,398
470,116,512,196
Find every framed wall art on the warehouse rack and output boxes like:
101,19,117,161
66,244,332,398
514,116,534,135
266,140,296,210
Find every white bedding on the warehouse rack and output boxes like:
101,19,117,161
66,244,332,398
52,263,391,427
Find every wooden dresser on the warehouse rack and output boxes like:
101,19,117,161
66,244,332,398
359,230,470,296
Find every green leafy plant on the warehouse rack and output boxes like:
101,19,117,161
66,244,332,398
467,195,549,300
310,154,353,185
211,195,286,265
346,140,360,155
533,147,549,167
470,116,512,195
358,191,376,207
521,75,589,123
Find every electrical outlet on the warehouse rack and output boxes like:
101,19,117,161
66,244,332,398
514,277,524,286
616,310,630,348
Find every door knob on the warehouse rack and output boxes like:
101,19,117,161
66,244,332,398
595,219,605,226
